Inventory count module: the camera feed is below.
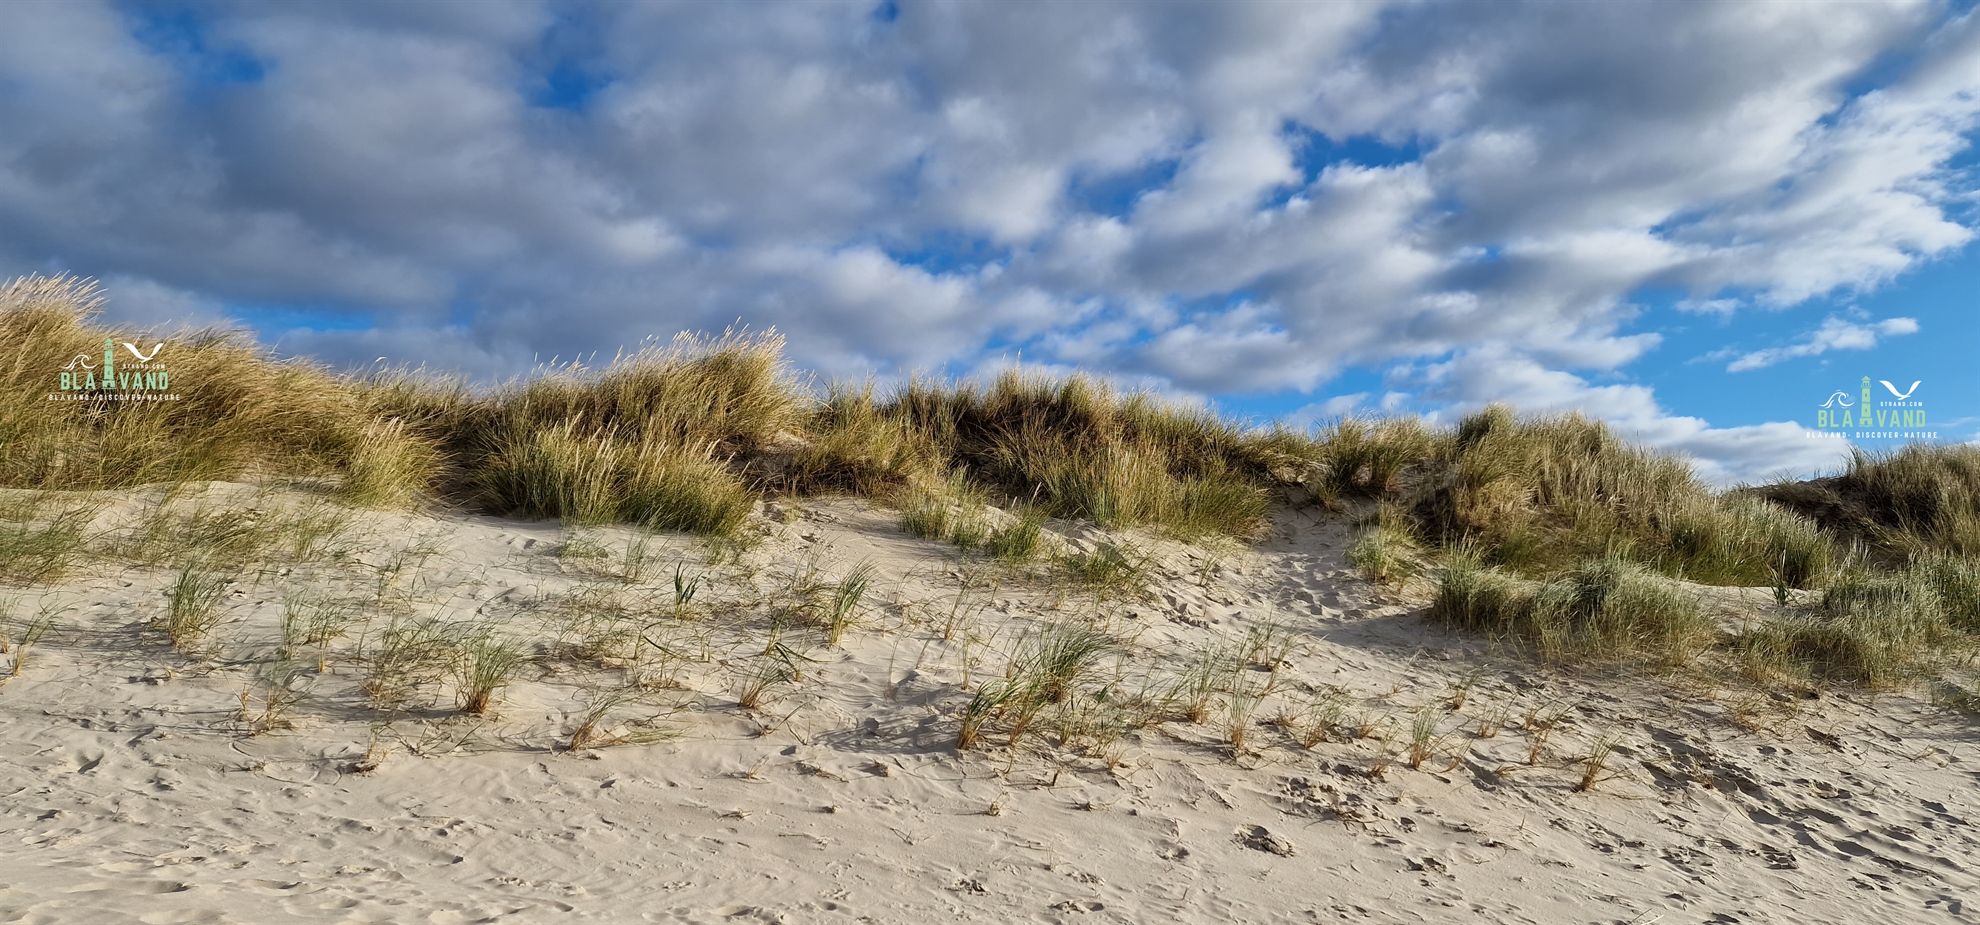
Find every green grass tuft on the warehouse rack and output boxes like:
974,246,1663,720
1432,552,1710,666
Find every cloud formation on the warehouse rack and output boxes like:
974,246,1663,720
1723,316,1923,372
0,0,1973,482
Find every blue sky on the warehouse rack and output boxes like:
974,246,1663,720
2,0,1977,484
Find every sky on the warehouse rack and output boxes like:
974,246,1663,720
2,0,1977,485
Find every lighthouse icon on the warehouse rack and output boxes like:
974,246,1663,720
1861,376,1872,412
102,337,116,389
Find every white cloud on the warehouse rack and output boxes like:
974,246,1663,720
0,0,1972,486
1724,315,1922,372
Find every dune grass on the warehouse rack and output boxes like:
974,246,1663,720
1061,541,1149,597
162,562,229,653
453,631,529,715
1,275,394,490
1348,508,1423,586
1431,552,1712,666
1,604,59,684
0,508,91,585
338,418,444,507
1838,445,1980,556
1311,416,1440,501
13,273,1980,699
0,274,1869,571
957,622,1116,750
1738,556,1978,689
824,562,877,646
868,372,1273,539
1415,408,1838,587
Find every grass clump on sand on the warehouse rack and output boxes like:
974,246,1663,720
480,425,753,536
1738,555,1979,689
1416,406,1835,587
338,418,444,507
453,631,529,715
1347,508,1422,586
0,275,424,494
957,623,1115,750
0,508,91,585
1310,416,1441,501
865,372,1274,539
162,562,230,653
426,329,793,538
1432,552,1711,667
1061,541,1149,597
898,474,1050,563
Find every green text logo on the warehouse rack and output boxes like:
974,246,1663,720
1811,375,1930,440
50,338,179,402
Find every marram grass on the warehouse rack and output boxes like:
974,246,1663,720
6,274,1977,605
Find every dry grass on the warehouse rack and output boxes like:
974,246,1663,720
786,384,943,493
1061,541,1149,598
1311,416,1439,500
868,372,1274,539
6,275,1932,597
1573,734,1622,792
1,275,391,490
479,425,750,534
362,618,457,710
453,632,528,715
957,623,1116,750
735,635,808,710
1749,445,1980,566
0,603,58,684
239,660,312,735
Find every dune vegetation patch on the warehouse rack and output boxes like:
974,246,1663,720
8,273,1980,701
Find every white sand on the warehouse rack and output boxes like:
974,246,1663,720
2,483,1975,924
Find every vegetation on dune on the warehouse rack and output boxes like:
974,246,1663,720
3,271,1968,567
1412,407,1834,587
9,273,1980,700
1431,552,1713,667
3,274,1278,541
1737,554,1980,689
0,275,409,490
1757,445,1980,560
867,372,1276,538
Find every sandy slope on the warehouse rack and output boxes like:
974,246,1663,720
2,483,1975,924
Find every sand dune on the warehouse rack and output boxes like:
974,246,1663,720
2,483,1975,923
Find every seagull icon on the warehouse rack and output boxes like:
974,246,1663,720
122,342,163,362
1879,380,1920,400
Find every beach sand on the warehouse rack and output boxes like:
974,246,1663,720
3,482,1974,923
